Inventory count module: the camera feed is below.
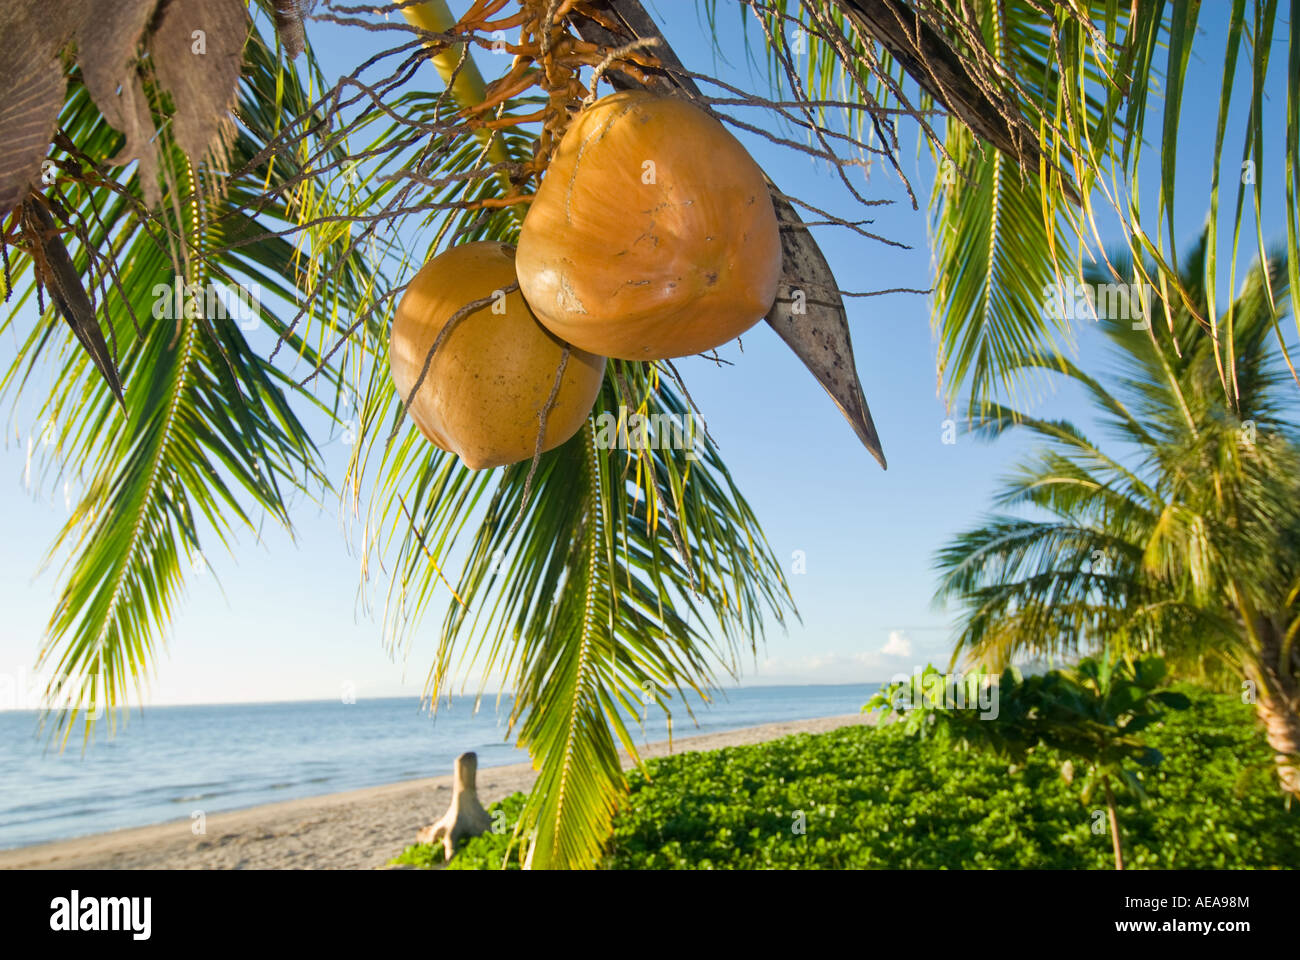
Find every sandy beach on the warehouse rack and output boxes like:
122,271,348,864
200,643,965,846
0,713,870,870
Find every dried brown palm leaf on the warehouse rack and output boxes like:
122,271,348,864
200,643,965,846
272,0,313,59
20,197,125,405
147,0,252,173
74,0,162,206
0,6,80,216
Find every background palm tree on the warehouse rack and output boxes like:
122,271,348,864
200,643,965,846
935,231,1300,796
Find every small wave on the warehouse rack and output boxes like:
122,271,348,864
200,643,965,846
136,781,228,798
0,806,106,826
170,788,239,803
3,800,81,816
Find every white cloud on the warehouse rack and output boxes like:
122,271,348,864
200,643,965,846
881,629,912,657
745,650,887,685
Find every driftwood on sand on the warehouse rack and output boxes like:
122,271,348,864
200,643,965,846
416,751,492,861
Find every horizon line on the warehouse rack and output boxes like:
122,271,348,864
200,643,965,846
0,679,890,713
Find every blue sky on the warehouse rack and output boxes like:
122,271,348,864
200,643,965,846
0,2,1293,708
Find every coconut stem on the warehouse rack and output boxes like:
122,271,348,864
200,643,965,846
402,2,499,155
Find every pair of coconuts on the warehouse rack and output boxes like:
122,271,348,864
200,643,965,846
388,90,782,469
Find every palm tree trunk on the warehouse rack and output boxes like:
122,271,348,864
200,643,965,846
1102,777,1124,870
1249,618,1300,797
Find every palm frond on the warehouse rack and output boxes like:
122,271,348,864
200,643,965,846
735,1,1300,412
0,22,371,742
355,352,792,867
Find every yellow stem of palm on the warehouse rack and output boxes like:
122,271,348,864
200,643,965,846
402,1,510,168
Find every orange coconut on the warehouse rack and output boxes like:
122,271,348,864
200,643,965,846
389,242,605,469
515,90,782,360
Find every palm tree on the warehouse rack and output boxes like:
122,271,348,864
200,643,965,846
0,2,793,870
4,0,1299,867
935,231,1300,796
1,12,368,742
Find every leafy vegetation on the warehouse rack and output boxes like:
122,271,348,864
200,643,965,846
391,686,1296,870
867,656,1192,868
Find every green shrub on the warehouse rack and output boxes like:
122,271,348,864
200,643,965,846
389,687,1297,870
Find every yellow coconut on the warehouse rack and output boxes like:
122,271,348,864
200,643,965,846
389,242,605,469
515,90,782,360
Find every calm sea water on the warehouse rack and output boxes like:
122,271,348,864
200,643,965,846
0,683,875,850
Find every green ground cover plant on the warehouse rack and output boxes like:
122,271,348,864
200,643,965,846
390,686,1297,870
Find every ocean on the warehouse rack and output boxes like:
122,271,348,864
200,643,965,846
0,683,876,850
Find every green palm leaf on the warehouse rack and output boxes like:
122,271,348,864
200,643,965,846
354,352,791,867
1,20,369,743
736,1,1300,412
319,6,795,867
